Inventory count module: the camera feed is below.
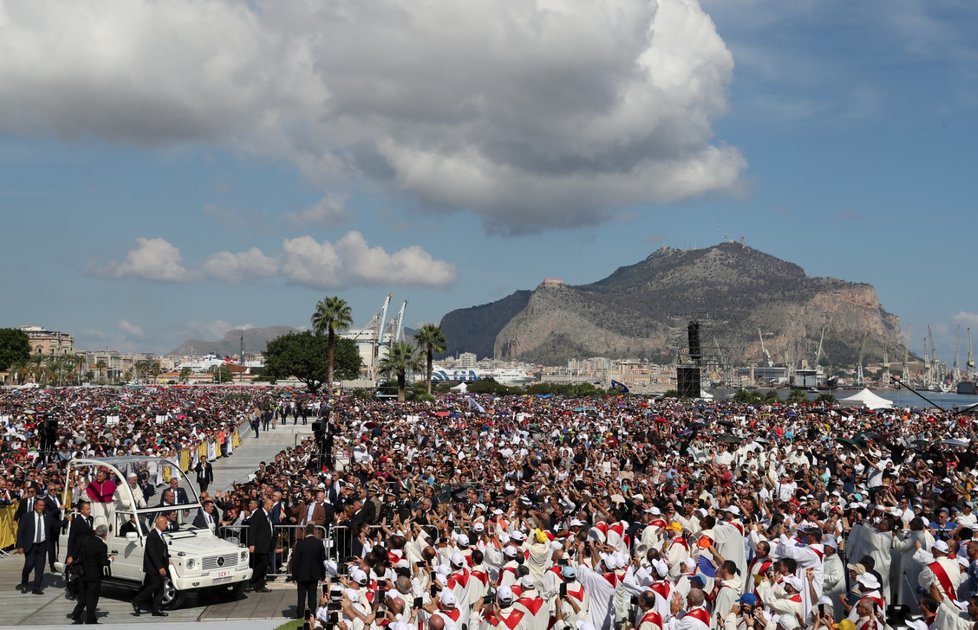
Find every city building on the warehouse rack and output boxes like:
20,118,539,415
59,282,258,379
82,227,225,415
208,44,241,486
20,325,74,357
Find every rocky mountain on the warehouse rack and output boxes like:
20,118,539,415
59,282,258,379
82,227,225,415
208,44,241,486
439,242,905,366
168,326,299,357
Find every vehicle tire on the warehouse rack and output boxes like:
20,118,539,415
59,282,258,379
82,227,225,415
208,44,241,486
226,581,248,598
160,577,186,610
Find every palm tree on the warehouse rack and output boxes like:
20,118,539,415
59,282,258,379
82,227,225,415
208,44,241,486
414,324,447,395
95,360,107,385
311,296,353,394
379,341,422,402
73,355,86,384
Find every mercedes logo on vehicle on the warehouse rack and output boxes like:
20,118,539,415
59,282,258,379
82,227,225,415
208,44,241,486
217,557,225,567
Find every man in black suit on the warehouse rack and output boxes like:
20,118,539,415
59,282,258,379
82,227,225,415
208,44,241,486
194,460,214,493
166,478,190,505
16,497,51,594
132,514,171,617
193,500,221,532
40,483,63,572
68,524,112,624
291,525,326,619
65,501,95,568
246,497,274,592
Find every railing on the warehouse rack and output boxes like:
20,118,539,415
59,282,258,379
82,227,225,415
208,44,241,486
216,523,329,577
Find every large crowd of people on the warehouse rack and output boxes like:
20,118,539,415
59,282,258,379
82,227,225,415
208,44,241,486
205,392,978,630
5,385,978,630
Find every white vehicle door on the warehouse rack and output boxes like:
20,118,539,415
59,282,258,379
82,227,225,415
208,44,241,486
108,510,145,582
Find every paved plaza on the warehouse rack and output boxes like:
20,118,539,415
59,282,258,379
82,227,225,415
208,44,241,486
0,418,312,627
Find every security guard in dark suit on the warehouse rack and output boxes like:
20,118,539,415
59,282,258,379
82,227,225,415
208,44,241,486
16,497,52,594
291,524,327,618
131,515,171,617
68,524,111,624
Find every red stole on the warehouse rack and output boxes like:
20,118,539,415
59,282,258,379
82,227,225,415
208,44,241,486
640,610,664,630
650,581,671,602
566,582,585,602
448,568,470,590
442,608,461,623
472,569,489,587
685,607,712,626
492,609,526,630
928,561,957,601
518,596,545,615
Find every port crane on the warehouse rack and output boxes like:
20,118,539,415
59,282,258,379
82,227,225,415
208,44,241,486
758,328,773,367
968,328,975,373
953,326,962,383
856,336,866,386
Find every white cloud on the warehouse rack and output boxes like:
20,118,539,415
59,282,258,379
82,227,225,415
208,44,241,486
280,231,456,289
202,247,279,282
117,319,144,338
952,311,978,328
101,233,454,289
286,195,350,226
0,0,744,232
100,237,195,282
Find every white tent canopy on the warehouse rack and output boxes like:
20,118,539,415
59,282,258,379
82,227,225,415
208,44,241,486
839,388,893,410
450,382,468,393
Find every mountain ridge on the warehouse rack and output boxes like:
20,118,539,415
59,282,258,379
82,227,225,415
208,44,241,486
439,242,905,366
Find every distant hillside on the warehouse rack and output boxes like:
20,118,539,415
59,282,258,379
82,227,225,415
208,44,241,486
169,326,299,356
439,290,532,359
439,242,905,366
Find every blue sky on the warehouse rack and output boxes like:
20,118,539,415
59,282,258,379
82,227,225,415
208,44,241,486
0,0,975,361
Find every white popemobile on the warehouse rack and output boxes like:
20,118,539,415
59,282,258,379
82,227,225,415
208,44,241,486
55,456,251,609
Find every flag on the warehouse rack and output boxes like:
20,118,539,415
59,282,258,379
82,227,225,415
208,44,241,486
696,554,717,578
610,380,629,394
467,397,486,413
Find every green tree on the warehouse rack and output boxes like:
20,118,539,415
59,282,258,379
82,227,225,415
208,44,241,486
95,359,107,384
209,363,234,383
265,331,361,392
311,296,354,394
378,341,422,402
0,328,30,373
413,324,447,396
179,367,192,383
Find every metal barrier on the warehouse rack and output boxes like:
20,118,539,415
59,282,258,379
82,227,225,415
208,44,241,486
326,524,384,563
216,522,328,577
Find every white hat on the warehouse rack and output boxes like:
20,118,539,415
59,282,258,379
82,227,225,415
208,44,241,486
450,551,466,567
472,522,485,532
561,565,577,579
345,588,361,602
856,573,880,590
440,590,457,607
519,575,536,589
818,595,834,608
497,585,515,602
511,530,527,541
569,518,584,528
350,568,369,585
933,540,950,554
602,553,619,570
824,536,839,549
632,494,645,502
456,534,470,547
724,505,741,515
503,546,518,558
651,559,669,578
783,575,803,591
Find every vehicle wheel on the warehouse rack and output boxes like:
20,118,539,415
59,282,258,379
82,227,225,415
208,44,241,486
226,581,248,598
160,577,186,610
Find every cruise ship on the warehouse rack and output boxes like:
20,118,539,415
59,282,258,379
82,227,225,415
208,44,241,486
430,367,535,386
